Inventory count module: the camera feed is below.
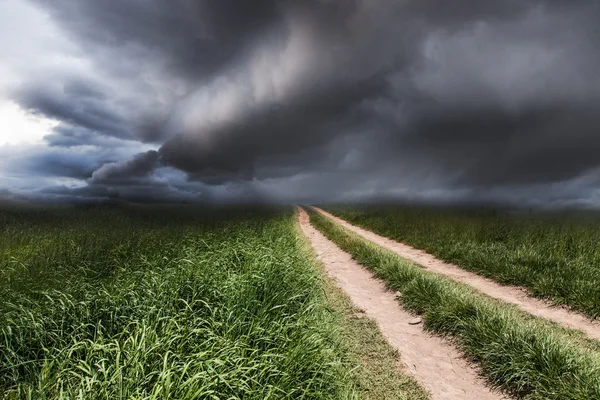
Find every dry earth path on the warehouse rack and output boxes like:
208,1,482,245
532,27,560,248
314,207,600,341
298,207,506,400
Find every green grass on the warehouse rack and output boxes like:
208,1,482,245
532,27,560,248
307,207,600,399
0,206,343,398
324,205,600,319
0,205,429,399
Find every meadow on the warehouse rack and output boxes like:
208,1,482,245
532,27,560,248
324,205,600,319
5,203,600,400
0,205,424,399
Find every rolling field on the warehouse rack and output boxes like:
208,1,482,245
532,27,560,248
0,206,425,399
324,205,600,319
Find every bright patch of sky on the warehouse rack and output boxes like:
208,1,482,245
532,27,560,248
0,0,72,146
0,100,58,145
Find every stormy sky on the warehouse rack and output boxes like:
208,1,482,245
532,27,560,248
1,0,600,207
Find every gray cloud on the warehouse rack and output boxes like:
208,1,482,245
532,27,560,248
2,0,600,206
16,83,131,140
32,0,282,79
90,151,160,184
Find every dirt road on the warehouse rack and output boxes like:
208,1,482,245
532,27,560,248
298,207,505,400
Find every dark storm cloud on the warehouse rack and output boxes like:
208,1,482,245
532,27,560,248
159,76,386,179
153,0,600,194
19,150,105,180
29,0,282,79
13,0,290,152
6,0,600,205
15,82,132,140
44,125,136,148
90,151,160,184
403,104,600,187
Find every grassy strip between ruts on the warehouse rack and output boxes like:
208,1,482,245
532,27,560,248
2,206,383,399
307,207,600,400
323,206,600,319
295,221,429,400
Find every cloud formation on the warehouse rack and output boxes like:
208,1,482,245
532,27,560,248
2,0,600,207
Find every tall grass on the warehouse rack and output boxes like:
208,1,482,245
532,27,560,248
308,208,600,399
1,206,357,398
325,205,600,319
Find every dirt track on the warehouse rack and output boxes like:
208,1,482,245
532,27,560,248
298,207,505,400
314,207,600,341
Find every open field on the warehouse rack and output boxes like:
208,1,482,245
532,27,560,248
307,207,600,399
3,204,600,399
0,206,426,399
324,206,600,319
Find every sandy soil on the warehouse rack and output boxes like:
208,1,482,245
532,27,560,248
314,207,600,341
297,207,506,400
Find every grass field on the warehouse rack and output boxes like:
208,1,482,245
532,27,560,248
0,205,426,399
324,205,600,319
5,203,600,399
307,208,600,400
